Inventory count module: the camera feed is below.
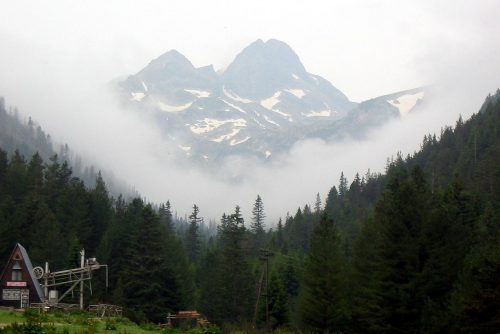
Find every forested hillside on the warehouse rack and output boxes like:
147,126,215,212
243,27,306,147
0,97,135,198
0,90,499,332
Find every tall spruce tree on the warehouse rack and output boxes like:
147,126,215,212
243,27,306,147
251,195,266,232
216,206,254,323
185,204,202,262
299,212,348,333
251,195,266,250
120,201,180,322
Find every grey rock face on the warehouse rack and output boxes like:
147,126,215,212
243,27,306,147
116,39,426,165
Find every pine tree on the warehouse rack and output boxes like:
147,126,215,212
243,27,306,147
251,195,266,233
0,148,8,191
267,272,288,328
314,193,322,215
185,204,202,262
121,202,180,322
299,212,348,332
339,172,348,197
5,150,27,202
87,172,111,255
365,166,430,332
276,218,284,250
351,217,385,333
159,200,173,232
251,195,266,250
216,206,254,323
26,152,44,194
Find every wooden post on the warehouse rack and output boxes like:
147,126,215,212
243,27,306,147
44,262,49,303
80,249,84,310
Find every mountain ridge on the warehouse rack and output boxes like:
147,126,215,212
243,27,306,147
117,39,426,165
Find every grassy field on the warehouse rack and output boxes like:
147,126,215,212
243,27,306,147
0,308,167,334
0,308,227,334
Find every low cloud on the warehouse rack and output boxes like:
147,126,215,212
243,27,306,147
0,1,499,224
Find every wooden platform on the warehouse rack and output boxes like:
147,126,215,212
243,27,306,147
166,310,210,327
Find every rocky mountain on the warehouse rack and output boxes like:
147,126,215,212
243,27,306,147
116,39,425,164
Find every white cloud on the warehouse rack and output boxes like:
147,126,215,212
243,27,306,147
0,0,499,223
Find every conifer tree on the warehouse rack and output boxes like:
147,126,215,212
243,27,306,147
159,200,173,232
26,152,44,194
121,202,180,322
87,172,111,254
339,172,348,197
268,273,288,328
251,195,266,233
359,166,430,332
251,195,266,250
276,218,284,250
216,206,254,323
185,204,202,262
314,193,322,215
299,212,348,332
0,148,7,190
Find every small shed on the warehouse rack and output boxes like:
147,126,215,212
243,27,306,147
0,243,44,308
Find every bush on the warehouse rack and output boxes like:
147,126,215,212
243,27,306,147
105,319,117,330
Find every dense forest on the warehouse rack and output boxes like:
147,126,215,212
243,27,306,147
0,97,136,198
0,90,499,333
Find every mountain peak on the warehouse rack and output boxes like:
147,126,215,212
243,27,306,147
140,49,194,75
239,39,304,71
222,39,307,99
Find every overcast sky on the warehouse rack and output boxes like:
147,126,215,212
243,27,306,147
0,0,497,101
0,0,499,220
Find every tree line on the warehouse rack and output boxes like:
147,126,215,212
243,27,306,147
0,90,499,332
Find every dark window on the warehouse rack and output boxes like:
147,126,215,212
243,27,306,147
11,261,22,281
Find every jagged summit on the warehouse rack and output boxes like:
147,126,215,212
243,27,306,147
153,49,192,65
228,38,307,75
139,50,194,75
223,39,308,100
116,39,426,166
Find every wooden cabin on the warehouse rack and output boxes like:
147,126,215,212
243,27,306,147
0,243,44,308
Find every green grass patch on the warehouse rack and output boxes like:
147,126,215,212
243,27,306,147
0,309,159,334
0,309,24,326
0,310,223,334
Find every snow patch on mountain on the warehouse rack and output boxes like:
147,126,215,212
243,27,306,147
272,108,291,118
388,91,425,115
263,115,280,127
158,101,193,112
261,91,281,110
185,89,211,98
117,39,427,165
212,128,241,142
131,92,146,101
190,118,247,134
253,118,266,129
285,89,306,99
303,110,332,117
223,86,252,103
223,100,247,114
230,136,250,146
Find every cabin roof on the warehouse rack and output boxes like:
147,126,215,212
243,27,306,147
0,243,44,301
17,243,44,300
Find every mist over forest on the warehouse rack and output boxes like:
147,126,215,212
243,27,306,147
0,1,499,333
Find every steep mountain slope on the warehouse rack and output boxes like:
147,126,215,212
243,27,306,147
117,39,426,164
0,97,136,198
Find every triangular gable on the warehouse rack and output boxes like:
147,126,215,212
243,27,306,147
0,243,44,303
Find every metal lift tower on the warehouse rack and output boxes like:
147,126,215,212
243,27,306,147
32,249,108,310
